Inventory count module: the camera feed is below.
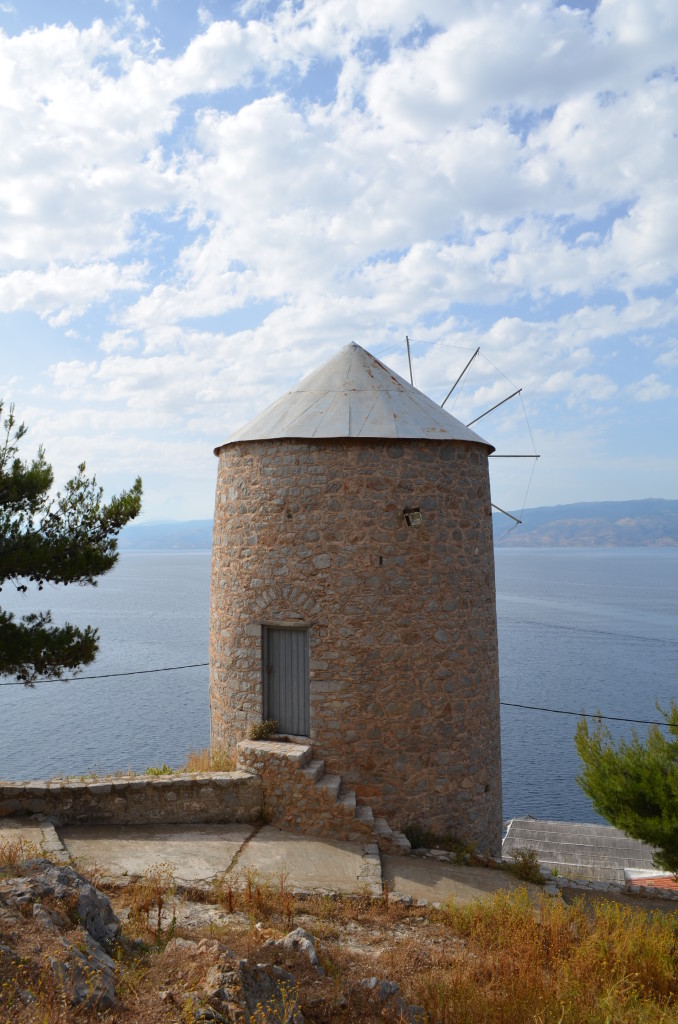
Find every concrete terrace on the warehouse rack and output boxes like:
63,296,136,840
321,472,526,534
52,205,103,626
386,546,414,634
0,817,538,905
2,815,676,909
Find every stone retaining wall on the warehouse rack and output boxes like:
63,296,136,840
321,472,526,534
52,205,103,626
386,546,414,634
0,771,263,826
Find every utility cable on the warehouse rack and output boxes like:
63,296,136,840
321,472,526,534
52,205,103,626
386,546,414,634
499,701,673,728
0,661,673,728
0,662,209,687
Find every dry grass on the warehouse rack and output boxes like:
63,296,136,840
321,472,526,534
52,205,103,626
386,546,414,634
42,746,235,783
408,888,678,1024
2,846,677,1024
0,836,41,869
127,862,177,937
180,746,234,772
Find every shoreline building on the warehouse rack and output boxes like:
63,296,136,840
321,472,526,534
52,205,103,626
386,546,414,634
210,342,502,855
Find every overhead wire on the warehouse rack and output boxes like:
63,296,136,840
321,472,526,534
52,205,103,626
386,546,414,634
0,660,673,728
2,341,660,734
0,662,209,687
500,702,673,728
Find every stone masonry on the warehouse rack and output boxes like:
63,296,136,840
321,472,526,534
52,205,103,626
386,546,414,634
237,740,372,843
0,771,262,826
236,738,410,853
210,437,502,856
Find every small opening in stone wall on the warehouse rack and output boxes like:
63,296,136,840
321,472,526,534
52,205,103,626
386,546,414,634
403,507,423,528
379,555,383,566
484,784,490,793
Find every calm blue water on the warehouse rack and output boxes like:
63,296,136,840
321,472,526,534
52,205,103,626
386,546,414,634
496,548,677,822
0,548,676,824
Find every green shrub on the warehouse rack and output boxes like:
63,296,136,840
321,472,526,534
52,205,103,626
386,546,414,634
505,846,544,885
143,762,174,776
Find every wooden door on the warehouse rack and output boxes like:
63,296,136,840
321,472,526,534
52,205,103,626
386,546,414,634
262,626,310,736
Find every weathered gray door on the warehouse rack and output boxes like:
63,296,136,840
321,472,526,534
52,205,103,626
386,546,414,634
262,627,310,736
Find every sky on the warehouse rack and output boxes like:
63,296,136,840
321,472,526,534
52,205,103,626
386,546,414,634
1,0,676,522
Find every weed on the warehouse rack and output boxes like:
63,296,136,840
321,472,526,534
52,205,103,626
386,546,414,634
128,862,176,938
78,860,106,889
212,870,238,913
505,846,544,885
247,719,279,741
249,980,302,1024
3,874,676,1024
49,766,138,783
277,869,295,930
143,762,175,776
0,836,40,869
417,887,678,1024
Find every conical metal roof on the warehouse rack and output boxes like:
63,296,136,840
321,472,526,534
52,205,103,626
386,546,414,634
216,342,493,452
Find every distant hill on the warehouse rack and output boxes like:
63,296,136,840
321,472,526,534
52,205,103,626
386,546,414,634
493,498,678,547
118,519,213,550
119,499,678,551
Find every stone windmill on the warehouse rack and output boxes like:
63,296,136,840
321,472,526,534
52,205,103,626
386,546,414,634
210,342,502,855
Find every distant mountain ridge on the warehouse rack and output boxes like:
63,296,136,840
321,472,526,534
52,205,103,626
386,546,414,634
493,498,678,547
119,499,678,550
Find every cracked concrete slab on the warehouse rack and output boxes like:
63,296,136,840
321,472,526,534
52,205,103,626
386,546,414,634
232,825,372,893
59,823,256,881
382,854,541,904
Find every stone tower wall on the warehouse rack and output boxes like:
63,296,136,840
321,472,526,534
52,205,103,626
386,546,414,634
210,437,502,855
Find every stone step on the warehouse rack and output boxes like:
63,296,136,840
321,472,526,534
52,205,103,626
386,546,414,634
237,739,313,769
389,830,412,854
338,790,356,812
355,805,374,827
239,738,410,853
316,774,341,800
300,759,325,783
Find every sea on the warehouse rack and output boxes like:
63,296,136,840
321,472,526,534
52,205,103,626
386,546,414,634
0,547,676,825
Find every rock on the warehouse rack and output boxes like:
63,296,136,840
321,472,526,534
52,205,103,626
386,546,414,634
33,904,68,932
1,878,39,906
204,956,303,1023
34,856,120,942
358,976,425,1023
264,926,323,974
52,932,118,1010
1,858,122,1011
378,979,400,1001
238,961,303,1023
21,858,121,946
403,1003,427,1023
194,1008,227,1022
204,962,240,1003
166,936,199,952
198,937,235,957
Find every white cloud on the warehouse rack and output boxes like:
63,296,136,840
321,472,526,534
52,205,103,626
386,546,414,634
628,373,673,402
0,0,676,515
656,341,678,369
0,262,146,323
